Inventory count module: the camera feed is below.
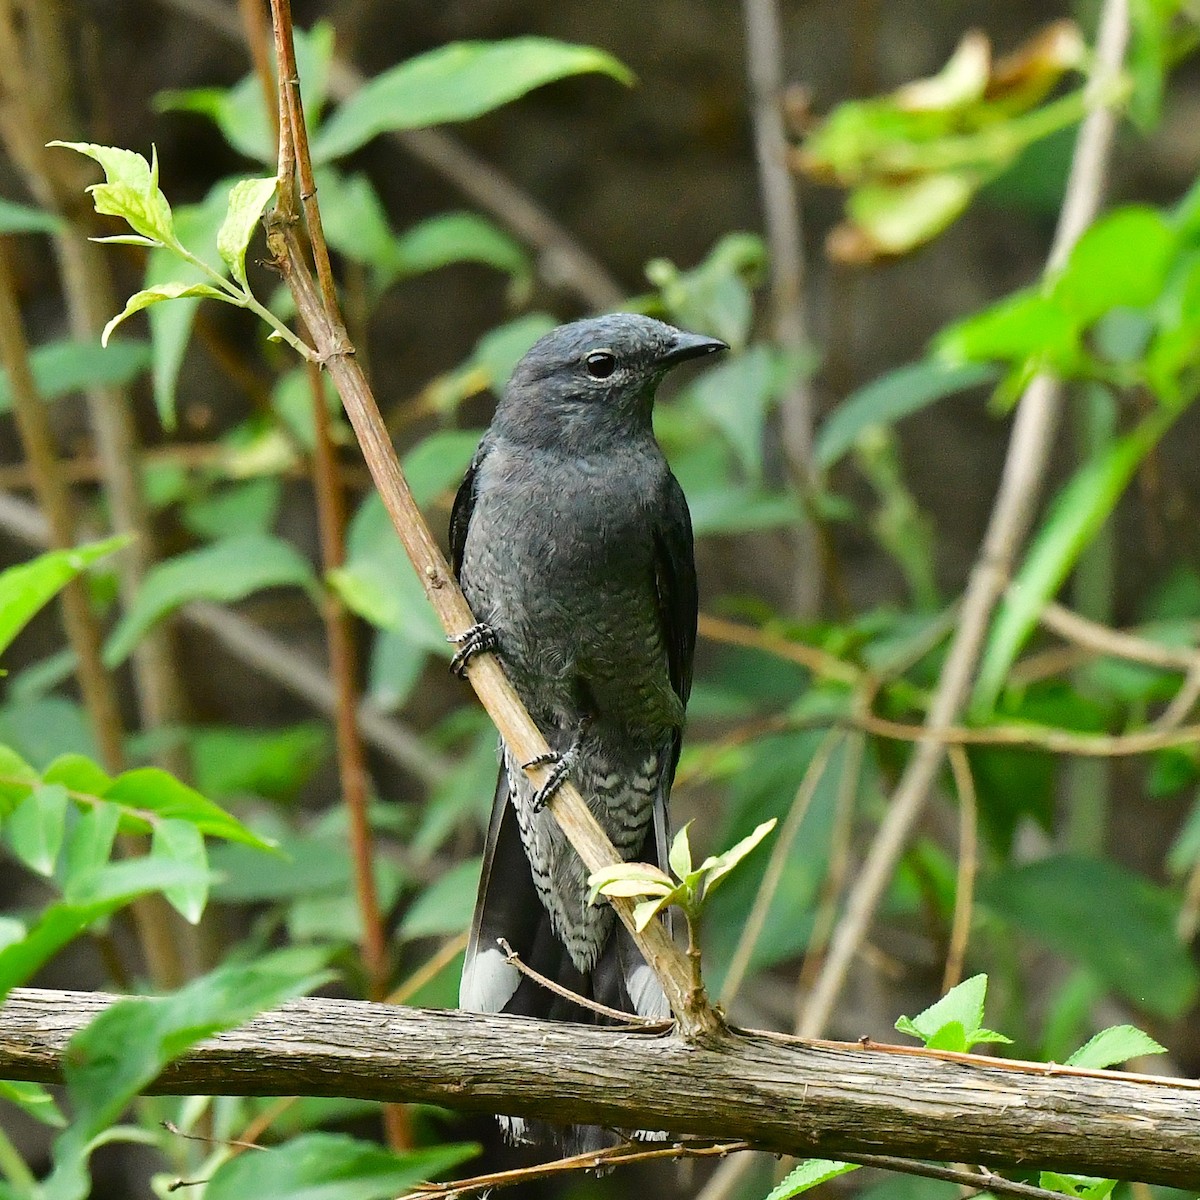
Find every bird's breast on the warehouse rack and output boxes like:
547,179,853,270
460,440,676,729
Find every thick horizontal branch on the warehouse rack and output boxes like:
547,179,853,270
5,988,1200,1187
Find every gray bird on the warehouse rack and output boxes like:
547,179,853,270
450,313,726,1152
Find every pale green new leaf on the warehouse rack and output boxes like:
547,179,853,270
896,973,991,1045
313,38,633,160
586,861,674,905
668,821,694,879
633,894,674,931
0,537,129,658
697,818,777,895
49,141,178,247
102,281,237,347
217,176,277,288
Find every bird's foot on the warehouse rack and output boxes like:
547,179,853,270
523,748,574,813
448,622,498,678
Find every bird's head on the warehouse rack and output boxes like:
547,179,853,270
496,314,727,449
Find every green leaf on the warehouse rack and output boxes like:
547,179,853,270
104,767,274,849
765,1158,859,1200
312,38,633,160
982,855,1198,1018
151,818,209,923
217,176,277,288
0,857,212,1003
973,413,1175,712
0,197,63,234
203,1133,477,1200
896,973,988,1045
0,537,129,658
1066,1024,1167,1070
0,338,151,414
844,172,977,257
697,817,777,895
936,286,1079,371
0,1079,66,1127
684,345,787,482
815,359,996,469
49,142,179,247
586,862,675,905
392,211,530,288
59,798,121,890
1051,206,1177,325
104,534,318,666
647,232,766,351
5,784,69,876
668,821,693,879
190,723,328,801
44,948,333,1200
102,281,237,347
398,858,481,940
1039,1172,1117,1200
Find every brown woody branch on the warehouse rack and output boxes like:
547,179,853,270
4,987,1200,1188
261,3,717,1038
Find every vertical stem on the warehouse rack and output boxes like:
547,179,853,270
0,239,126,774
0,0,190,989
742,0,821,616
1066,384,1116,855
306,362,390,1001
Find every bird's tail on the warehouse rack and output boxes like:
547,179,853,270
460,764,669,1154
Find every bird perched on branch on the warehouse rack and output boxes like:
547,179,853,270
451,313,726,1153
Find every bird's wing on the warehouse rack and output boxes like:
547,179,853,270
449,438,489,580
652,469,698,709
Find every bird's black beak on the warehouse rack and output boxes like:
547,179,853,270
658,330,729,367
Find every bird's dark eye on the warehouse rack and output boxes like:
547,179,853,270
585,350,617,379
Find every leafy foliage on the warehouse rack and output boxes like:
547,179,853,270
5,7,1200,1200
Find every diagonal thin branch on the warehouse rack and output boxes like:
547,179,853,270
802,0,1132,1037
262,2,719,1039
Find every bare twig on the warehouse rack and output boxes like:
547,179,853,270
697,613,860,683
0,240,126,774
720,730,843,1007
496,938,666,1025
802,0,1132,1036
402,1139,753,1200
943,745,979,992
261,1,719,1038
1039,599,1200,674
742,0,820,615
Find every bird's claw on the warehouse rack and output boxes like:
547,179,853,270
448,622,497,677
523,749,573,812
